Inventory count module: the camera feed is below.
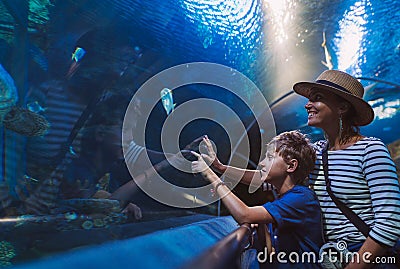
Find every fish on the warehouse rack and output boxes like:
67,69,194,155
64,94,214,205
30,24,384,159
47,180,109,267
23,174,39,183
363,82,379,99
160,88,175,115
27,101,46,113
364,82,378,92
66,47,86,79
71,47,86,63
69,146,77,156
321,31,333,70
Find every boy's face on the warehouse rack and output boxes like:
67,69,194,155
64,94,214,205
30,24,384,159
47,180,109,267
259,144,289,185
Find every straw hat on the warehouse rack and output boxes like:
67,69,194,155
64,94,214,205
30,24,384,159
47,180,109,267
293,70,374,126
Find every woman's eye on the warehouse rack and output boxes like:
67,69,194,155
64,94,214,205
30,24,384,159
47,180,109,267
310,94,322,102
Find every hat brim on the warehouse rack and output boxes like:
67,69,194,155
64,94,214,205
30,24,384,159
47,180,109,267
293,81,374,126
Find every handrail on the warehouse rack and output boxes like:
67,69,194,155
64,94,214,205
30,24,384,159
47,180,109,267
180,223,254,269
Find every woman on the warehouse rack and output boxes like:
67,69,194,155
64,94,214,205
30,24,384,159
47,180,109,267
293,70,400,268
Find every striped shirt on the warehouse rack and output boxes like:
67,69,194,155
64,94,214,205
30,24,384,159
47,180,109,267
310,137,400,247
26,80,86,180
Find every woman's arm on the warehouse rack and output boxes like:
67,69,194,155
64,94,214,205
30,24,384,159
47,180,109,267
362,140,400,246
109,171,144,204
110,156,171,203
345,237,386,269
110,148,191,204
346,139,400,268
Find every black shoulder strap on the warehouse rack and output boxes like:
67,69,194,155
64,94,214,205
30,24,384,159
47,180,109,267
321,142,370,238
52,94,102,172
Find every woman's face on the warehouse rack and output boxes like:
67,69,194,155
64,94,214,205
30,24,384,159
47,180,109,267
304,89,342,129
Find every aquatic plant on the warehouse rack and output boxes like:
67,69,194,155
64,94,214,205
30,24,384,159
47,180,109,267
0,241,16,266
81,220,94,230
29,0,53,25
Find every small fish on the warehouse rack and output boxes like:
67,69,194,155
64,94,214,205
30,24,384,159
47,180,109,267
23,174,39,183
71,47,86,63
363,82,379,99
364,82,378,92
69,146,77,156
321,31,333,70
395,43,400,53
27,101,46,113
160,88,175,115
64,212,78,221
66,47,86,79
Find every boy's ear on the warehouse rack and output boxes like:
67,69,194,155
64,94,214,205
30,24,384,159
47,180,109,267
287,159,298,173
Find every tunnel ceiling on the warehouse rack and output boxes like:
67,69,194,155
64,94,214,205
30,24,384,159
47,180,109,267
0,0,399,103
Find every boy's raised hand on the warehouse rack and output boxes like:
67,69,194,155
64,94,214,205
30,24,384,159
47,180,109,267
199,135,219,166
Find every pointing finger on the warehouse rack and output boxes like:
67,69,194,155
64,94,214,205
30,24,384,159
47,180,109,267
190,151,201,159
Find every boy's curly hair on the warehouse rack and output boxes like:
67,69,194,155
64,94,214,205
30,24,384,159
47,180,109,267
269,130,316,185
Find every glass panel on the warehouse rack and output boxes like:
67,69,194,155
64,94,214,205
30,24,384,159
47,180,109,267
0,0,398,266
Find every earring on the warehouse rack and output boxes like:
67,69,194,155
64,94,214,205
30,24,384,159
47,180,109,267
338,114,343,140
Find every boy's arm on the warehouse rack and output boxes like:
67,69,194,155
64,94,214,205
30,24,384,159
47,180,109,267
213,163,263,186
201,136,263,186
192,152,274,225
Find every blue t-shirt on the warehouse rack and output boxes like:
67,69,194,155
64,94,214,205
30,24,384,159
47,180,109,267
263,185,323,268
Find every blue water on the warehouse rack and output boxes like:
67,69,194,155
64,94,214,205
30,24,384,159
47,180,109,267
1,0,399,267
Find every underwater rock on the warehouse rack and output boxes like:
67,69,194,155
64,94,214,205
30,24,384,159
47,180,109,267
0,64,49,136
60,198,121,214
96,173,110,192
22,178,61,215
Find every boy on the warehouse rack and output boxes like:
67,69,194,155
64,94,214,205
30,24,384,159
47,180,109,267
191,131,323,268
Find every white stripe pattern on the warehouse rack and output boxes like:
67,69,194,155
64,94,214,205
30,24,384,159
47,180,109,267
124,140,145,167
27,81,85,179
310,137,400,247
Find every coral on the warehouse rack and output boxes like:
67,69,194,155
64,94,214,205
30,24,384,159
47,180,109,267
0,241,16,265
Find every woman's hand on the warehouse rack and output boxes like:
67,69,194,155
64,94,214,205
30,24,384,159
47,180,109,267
122,202,142,221
191,151,212,177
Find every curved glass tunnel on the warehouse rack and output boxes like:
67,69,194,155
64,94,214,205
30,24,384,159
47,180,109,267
0,0,399,267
